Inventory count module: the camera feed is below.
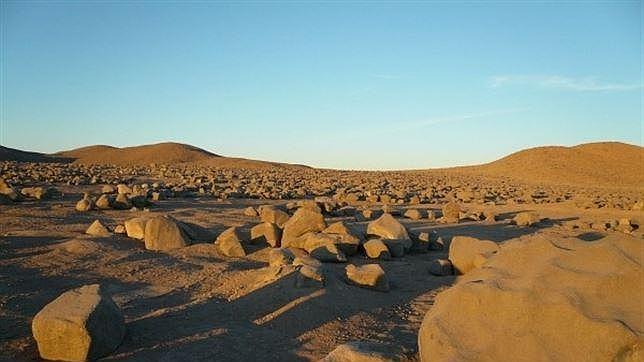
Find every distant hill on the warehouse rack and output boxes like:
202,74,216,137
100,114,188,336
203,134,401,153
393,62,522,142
54,142,305,169
55,142,219,165
0,145,71,163
457,142,643,188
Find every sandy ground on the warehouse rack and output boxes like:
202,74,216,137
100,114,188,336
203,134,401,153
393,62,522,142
1,187,642,361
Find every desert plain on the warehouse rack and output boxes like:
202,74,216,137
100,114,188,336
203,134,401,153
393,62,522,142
0,141,642,361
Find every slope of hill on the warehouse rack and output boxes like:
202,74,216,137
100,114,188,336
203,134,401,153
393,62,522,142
54,142,306,169
55,142,218,165
457,142,643,188
0,145,71,163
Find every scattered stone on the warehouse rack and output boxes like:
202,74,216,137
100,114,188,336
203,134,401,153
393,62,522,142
363,239,391,260
75,197,94,212
441,202,461,222
296,265,325,288
429,259,453,276
513,211,541,227
345,264,390,292
404,208,425,220
322,341,403,362
144,215,190,251
281,208,327,248
95,194,112,209
86,219,111,237
114,224,126,234
32,284,125,362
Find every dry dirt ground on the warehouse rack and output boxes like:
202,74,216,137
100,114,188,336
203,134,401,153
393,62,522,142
1,185,641,361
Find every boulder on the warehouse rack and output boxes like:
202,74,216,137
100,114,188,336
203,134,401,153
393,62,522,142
323,221,363,255
101,185,116,194
513,212,541,227
281,208,327,248
268,248,295,267
345,264,389,292
75,198,94,212
366,214,410,249
86,220,111,237
363,239,391,260
419,235,642,361
428,259,453,276
448,236,499,274
303,233,347,263
32,284,125,362
404,208,425,220
296,265,325,288
124,217,148,240
215,227,247,257
250,222,282,247
244,206,258,217
0,177,20,201
259,205,290,228
21,187,57,200
95,194,112,209
144,215,190,251
111,193,132,210
441,202,461,222
116,184,131,194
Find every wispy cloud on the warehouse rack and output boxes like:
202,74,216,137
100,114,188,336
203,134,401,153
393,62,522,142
391,107,528,132
490,75,642,92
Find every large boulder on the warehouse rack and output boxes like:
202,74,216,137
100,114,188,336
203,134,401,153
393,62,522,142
143,215,190,251
250,222,282,247
367,213,409,240
259,205,290,228
0,177,20,201
322,221,363,256
32,284,125,361
419,235,642,361
448,236,499,274
345,264,390,292
281,208,327,248
363,239,391,260
303,233,347,263
124,217,149,240
215,227,247,257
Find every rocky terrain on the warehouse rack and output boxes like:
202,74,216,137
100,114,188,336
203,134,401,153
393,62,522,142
0,141,642,361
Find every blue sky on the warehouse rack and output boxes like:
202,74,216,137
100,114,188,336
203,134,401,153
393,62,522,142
1,1,641,170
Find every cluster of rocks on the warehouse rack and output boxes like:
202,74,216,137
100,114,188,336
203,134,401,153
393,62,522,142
2,161,642,210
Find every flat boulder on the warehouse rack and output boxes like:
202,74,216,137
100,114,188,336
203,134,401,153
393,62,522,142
448,236,499,274
345,264,389,292
419,235,642,361
32,284,125,362
144,215,190,251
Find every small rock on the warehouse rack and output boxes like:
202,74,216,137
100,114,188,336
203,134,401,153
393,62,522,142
85,220,111,237
429,259,453,276
345,264,390,292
